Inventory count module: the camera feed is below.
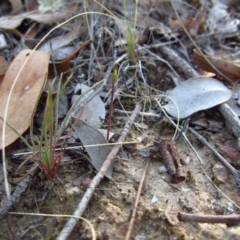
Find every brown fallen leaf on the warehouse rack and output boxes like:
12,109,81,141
0,6,79,30
0,50,49,149
193,49,240,82
48,40,90,82
39,24,82,52
9,0,23,14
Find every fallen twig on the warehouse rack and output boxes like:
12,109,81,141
0,169,34,220
125,157,151,240
178,212,240,224
189,127,240,186
218,103,240,149
158,45,198,79
56,103,142,240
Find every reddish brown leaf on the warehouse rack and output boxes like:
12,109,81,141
48,40,90,80
193,49,240,82
0,50,49,149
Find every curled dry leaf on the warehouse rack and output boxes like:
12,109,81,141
39,24,82,52
193,49,240,82
0,50,49,149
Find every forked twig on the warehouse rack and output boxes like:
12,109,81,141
56,103,142,240
125,157,151,240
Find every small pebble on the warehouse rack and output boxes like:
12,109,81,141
151,195,159,204
135,234,146,240
158,166,167,174
224,202,234,215
181,156,191,165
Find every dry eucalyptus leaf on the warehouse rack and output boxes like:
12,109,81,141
163,77,232,119
0,6,78,30
0,50,49,149
73,119,113,179
193,50,240,82
39,25,82,52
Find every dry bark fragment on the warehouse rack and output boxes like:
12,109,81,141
155,139,186,183
155,139,176,176
168,141,186,183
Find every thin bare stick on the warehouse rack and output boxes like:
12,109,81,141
178,212,240,224
0,165,37,220
218,103,240,147
56,103,142,240
125,157,151,240
189,127,240,186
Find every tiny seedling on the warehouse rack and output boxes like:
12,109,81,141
106,64,118,141
30,75,71,179
123,0,139,65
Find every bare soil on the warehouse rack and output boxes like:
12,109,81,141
1,122,240,240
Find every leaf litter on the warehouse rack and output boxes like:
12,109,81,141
1,0,240,239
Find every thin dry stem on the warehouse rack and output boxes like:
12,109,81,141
125,157,150,240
